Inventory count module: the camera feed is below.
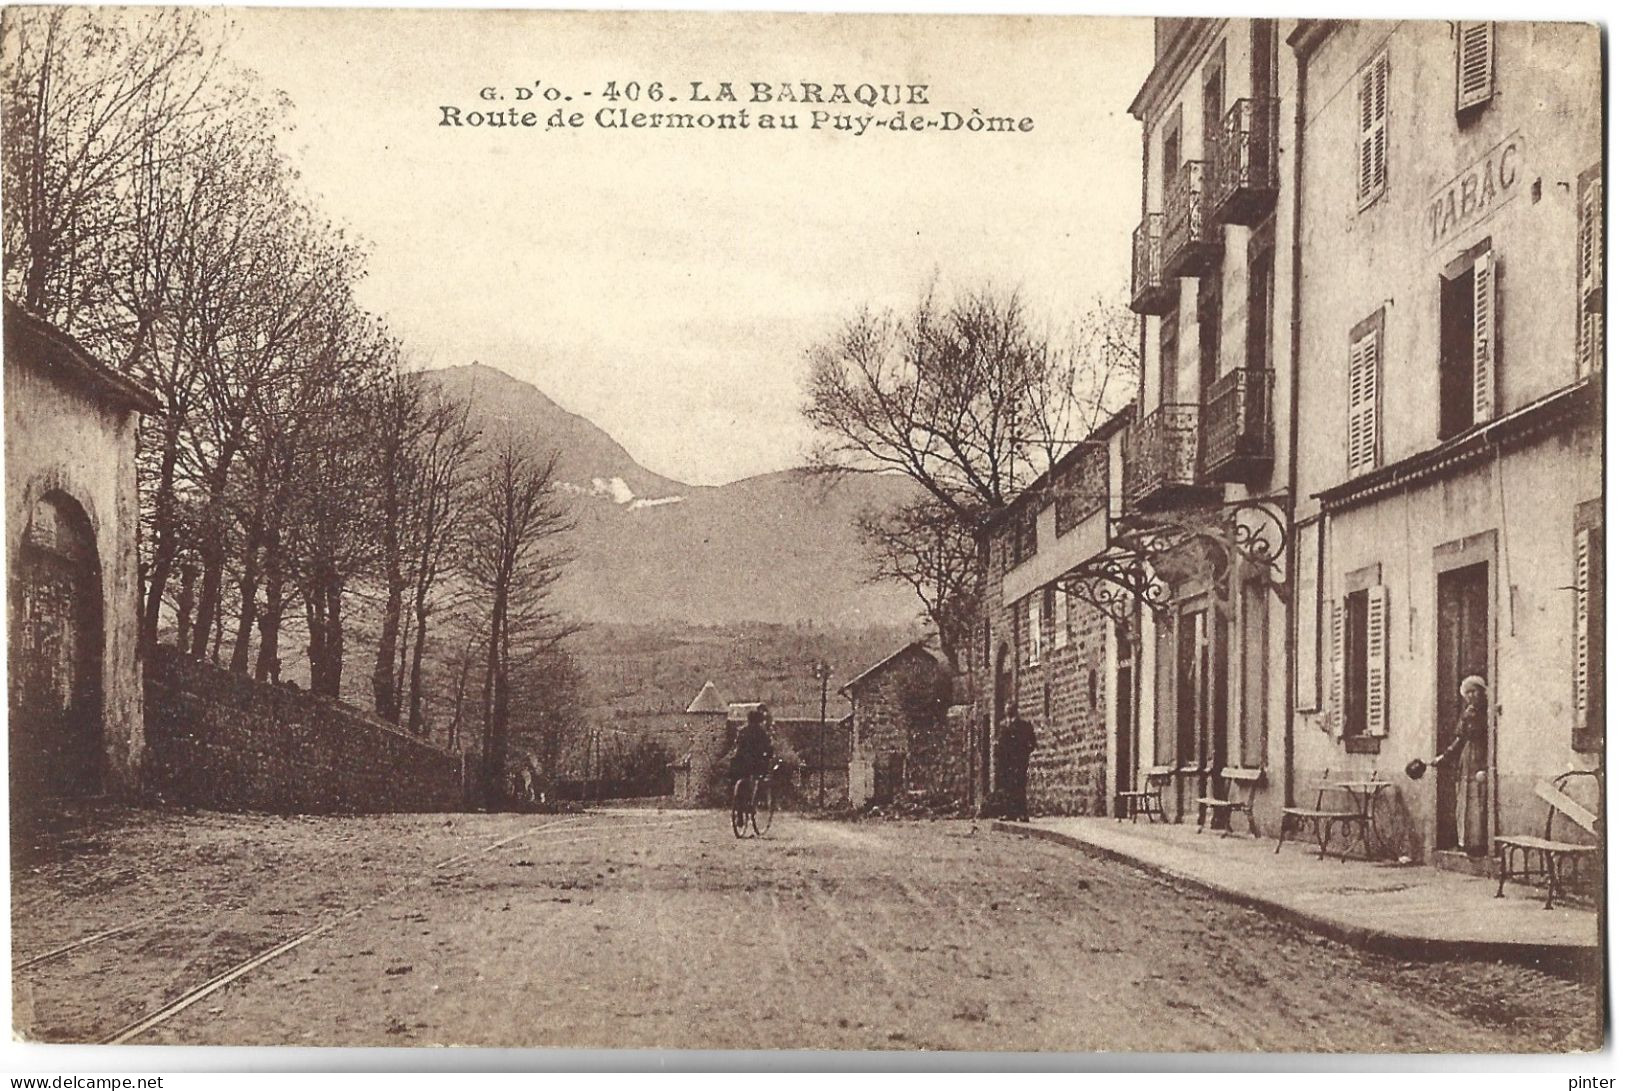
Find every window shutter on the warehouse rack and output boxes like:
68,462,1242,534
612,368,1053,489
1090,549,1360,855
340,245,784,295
1328,598,1345,737
1348,330,1380,475
1365,584,1388,736
1456,22,1494,111
1055,586,1070,648
1472,250,1498,423
1581,174,1604,314
1577,173,1604,377
1357,53,1389,205
1574,528,1590,738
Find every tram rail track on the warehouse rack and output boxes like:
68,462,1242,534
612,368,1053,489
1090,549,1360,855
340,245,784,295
78,811,706,1044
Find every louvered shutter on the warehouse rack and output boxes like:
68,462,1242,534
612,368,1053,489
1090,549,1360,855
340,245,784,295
1348,330,1380,475
1472,250,1498,423
1574,529,1590,737
1357,53,1389,205
1581,174,1604,314
1328,598,1345,737
1578,173,1604,376
1365,585,1388,736
1456,23,1494,111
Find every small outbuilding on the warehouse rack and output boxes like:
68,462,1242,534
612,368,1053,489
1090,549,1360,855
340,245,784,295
6,301,160,804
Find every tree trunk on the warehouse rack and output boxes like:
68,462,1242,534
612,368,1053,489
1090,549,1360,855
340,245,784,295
322,580,344,698
141,426,183,647
406,600,431,735
372,577,403,721
305,586,328,694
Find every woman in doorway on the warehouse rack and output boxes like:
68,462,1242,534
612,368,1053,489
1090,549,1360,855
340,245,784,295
1430,675,1489,855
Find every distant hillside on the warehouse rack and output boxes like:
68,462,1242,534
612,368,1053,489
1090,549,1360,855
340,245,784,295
420,363,923,628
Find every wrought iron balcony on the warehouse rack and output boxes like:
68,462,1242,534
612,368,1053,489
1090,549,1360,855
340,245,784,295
1124,404,1208,511
1212,99,1279,227
1162,161,1222,278
1129,213,1177,315
1200,368,1275,484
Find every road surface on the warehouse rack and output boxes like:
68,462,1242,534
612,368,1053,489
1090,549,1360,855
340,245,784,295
11,806,1600,1051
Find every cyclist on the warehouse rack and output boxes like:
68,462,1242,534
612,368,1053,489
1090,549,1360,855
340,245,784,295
728,706,776,802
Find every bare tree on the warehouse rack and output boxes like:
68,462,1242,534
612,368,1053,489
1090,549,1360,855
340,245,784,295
463,439,576,808
1,8,228,323
856,498,980,675
804,284,1137,667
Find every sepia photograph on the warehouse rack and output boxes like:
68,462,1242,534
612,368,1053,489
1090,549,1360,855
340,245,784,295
0,5,1607,1059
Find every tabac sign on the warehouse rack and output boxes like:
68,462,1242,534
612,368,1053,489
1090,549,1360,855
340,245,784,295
1426,132,1521,251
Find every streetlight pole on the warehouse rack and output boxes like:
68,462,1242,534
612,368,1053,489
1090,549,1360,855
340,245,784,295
813,659,833,808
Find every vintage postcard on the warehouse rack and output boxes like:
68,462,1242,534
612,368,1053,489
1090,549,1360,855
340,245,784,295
2,7,1604,1055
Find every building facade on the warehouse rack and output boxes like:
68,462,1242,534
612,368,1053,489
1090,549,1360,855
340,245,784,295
969,412,1132,819
6,302,160,803
1116,17,1602,861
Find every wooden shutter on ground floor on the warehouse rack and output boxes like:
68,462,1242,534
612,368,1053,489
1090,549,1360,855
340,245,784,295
1364,583,1389,736
1574,528,1591,743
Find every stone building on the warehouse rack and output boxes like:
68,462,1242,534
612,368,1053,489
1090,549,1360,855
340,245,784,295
840,641,956,806
1111,18,1602,862
6,302,160,803
969,411,1134,818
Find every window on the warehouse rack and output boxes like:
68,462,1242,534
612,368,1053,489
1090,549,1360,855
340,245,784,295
1330,580,1389,741
1008,505,1038,568
1578,163,1604,376
1054,586,1070,649
1456,22,1495,113
1440,242,1498,437
1347,311,1383,475
1026,593,1043,666
1159,313,1181,405
1198,271,1222,394
1161,110,1182,197
1356,50,1389,208
1202,47,1225,166
1574,508,1603,752
1246,221,1276,373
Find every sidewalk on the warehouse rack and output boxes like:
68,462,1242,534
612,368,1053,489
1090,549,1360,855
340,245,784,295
994,816,1599,970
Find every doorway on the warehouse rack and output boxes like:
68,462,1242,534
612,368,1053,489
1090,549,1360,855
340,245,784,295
1113,627,1135,816
1436,562,1490,852
10,493,105,802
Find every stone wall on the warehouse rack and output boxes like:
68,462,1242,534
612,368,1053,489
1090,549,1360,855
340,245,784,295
144,646,464,813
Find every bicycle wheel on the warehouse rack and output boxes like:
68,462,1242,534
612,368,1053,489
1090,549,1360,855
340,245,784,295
751,778,774,835
731,779,750,838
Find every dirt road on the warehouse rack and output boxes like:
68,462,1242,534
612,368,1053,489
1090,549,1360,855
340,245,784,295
11,805,1600,1051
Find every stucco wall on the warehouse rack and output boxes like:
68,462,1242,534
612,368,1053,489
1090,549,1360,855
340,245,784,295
5,355,146,796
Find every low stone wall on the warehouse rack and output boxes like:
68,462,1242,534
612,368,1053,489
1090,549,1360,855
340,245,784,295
143,645,465,813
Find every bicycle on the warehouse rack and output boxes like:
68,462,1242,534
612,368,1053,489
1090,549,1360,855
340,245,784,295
730,760,782,838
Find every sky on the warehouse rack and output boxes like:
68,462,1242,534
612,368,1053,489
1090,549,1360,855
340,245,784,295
225,9,1150,485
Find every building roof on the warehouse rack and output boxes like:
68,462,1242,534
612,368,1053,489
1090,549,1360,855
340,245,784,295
685,680,728,715
4,300,163,415
726,701,767,721
839,640,943,696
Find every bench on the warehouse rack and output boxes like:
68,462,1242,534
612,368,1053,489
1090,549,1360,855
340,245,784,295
1117,769,1171,824
1276,769,1378,861
1196,768,1263,837
1494,770,1601,909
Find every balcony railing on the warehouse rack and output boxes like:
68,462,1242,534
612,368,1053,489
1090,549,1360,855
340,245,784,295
1130,214,1177,315
1162,161,1222,278
1213,99,1279,227
1200,368,1275,483
1124,404,1206,510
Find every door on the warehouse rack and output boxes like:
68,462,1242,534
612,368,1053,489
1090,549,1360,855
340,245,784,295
10,494,104,801
1174,605,1208,818
1436,563,1490,851
1113,628,1135,816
